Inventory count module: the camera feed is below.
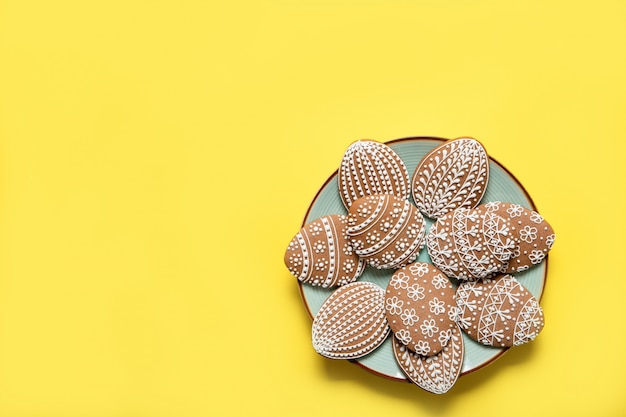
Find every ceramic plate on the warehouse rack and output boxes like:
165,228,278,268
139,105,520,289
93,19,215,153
298,137,547,381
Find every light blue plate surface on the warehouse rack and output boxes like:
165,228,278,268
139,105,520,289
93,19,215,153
299,137,547,381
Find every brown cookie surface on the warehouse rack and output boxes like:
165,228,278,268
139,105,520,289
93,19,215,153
393,324,464,394
411,137,489,219
339,140,410,210
312,282,390,359
385,263,457,356
456,274,545,347
284,214,366,288
479,201,555,273
347,194,425,269
426,207,516,280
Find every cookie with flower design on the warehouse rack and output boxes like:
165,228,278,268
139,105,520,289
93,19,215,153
384,262,457,356
284,214,366,288
347,194,426,269
478,202,555,273
339,140,410,210
455,274,544,347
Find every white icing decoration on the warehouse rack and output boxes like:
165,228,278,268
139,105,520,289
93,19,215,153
393,325,464,394
412,138,489,219
339,140,410,209
312,282,390,359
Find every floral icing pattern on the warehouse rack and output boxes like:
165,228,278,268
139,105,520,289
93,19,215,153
286,137,555,395
480,201,556,273
384,262,456,357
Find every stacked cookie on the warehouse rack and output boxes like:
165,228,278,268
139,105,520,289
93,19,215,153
284,138,555,394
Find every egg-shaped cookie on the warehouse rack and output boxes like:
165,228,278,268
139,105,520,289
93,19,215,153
347,194,425,269
426,207,516,280
339,140,410,210
455,274,544,347
393,324,464,394
385,263,457,356
312,282,390,359
411,137,489,219
284,215,366,288
479,201,556,273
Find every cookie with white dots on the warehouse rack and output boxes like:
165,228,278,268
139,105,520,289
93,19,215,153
411,137,489,219
339,140,410,210
455,274,544,347
347,194,425,269
312,282,390,359
426,207,517,280
479,201,555,273
284,215,366,288
385,263,457,356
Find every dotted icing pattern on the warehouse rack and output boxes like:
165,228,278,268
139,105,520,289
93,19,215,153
384,262,457,357
312,282,390,359
339,140,410,210
411,137,489,219
455,275,545,347
286,137,555,394
392,324,464,395
347,194,425,269
284,214,366,288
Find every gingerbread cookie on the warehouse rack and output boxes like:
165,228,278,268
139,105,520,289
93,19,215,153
312,282,390,359
284,215,366,288
426,207,516,280
393,324,464,394
480,202,555,273
385,263,457,356
456,274,544,347
339,140,410,209
412,137,489,219
347,194,425,269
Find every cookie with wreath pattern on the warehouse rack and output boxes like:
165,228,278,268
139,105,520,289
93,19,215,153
385,262,457,356
339,140,410,210
284,214,366,288
426,207,517,280
347,194,425,269
411,137,489,219
478,202,555,273
455,274,544,347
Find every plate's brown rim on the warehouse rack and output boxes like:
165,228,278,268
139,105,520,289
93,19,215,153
296,136,548,381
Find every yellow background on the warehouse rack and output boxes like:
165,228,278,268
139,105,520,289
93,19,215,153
1,1,625,416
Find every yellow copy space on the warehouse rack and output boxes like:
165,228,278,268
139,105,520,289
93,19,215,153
1,1,625,416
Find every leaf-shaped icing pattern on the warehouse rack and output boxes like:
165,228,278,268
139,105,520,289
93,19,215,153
393,324,464,394
412,138,489,219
